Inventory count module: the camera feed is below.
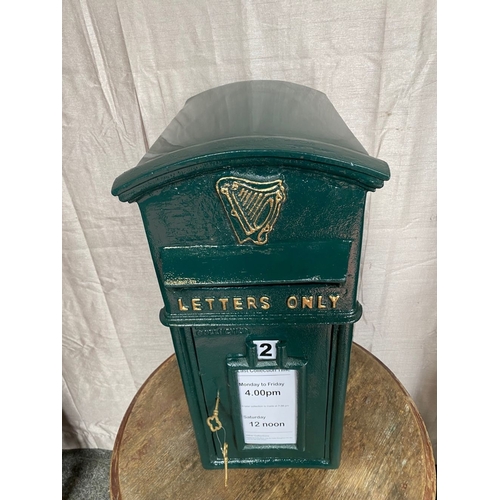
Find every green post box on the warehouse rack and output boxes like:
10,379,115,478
112,81,390,472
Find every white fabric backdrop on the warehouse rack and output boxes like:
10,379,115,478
62,0,436,457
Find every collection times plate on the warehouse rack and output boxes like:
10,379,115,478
237,369,298,444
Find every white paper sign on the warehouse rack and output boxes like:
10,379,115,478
237,369,298,444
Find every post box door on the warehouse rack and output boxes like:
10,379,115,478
191,324,338,466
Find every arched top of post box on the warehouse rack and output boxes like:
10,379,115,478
112,81,390,202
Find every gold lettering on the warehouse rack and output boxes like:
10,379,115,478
302,296,313,309
247,297,257,309
317,295,327,309
191,298,202,311
177,298,189,311
219,298,229,311
287,296,298,309
233,297,243,310
260,296,271,310
329,295,340,308
205,298,215,310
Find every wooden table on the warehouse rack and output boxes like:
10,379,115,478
111,343,436,499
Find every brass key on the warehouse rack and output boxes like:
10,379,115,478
206,391,222,432
206,391,229,487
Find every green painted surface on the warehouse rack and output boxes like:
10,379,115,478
161,240,351,287
112,81,389,469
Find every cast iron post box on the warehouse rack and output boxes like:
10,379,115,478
112,81,390,471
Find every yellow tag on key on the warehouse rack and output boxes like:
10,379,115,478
222,441,228,487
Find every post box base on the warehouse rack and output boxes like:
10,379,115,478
111,343,436,499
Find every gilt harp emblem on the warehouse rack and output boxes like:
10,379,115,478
216,176,286,245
